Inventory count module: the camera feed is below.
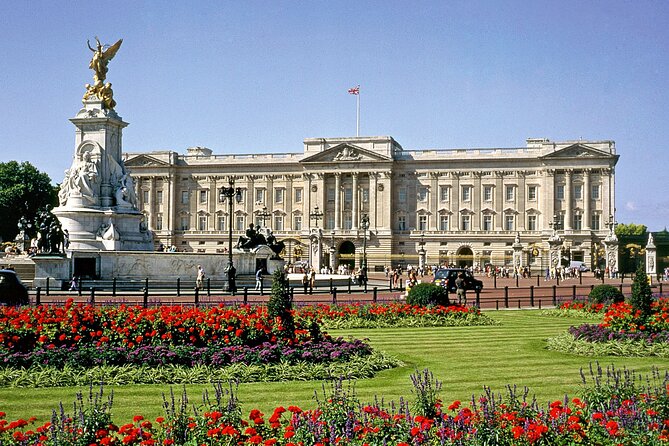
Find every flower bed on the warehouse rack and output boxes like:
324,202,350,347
293,303,497,329
548,298,669,357
0,301,404,386
540,300,607,319
1,366,668,445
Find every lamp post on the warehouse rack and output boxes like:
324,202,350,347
309,205,323,228
258,206,271,228
360,214,370,282
219,178,243,292
330,230,336,271
418,231,426,271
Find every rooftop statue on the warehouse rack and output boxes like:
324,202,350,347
83,37,122,110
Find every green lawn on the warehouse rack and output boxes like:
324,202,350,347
2,310,667,424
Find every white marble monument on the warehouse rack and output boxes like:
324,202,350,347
53,37,153,251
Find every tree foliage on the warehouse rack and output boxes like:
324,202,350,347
0,161,57,242
407,283,451,306
268,269,295,338
630,264,653,319
615,223,648,237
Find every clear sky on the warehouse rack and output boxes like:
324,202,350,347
1,1,668,230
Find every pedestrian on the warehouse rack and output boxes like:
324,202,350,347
255,267,263,291
455,273,467,306
196,265,205,289
69,275,79,291
309,268,316,289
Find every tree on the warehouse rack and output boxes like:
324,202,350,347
615,223,648,237
267,269,295,339
629,263,653,319
0,161,58,243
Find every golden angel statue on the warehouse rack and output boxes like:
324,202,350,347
83,37,122,110
87,37,123,84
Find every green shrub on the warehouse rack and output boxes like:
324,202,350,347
268,269,295,337
406,283,450,306
588,284,624,305
630,264,653,318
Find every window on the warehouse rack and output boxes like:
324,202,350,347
238,188,247,204
217,216,226,231
399,187,407,203
439,215,449,231
199,190,207,204
327,187,335,202
440,186,449,201
181,191,189,204
556,185,564,200
274,215,283,231
461,215,470,231
505,185,514,201
528,186,537,201
179,216,189,230
294,188,303,203
344,187,352,203
343,213,352,229
255,188,265,204
418,215,427,231
461,186,471,202
293,215,302,231
483,186,493,202
417,187,428,202
156,190,163,205
275,188,284,204
505,215,514,231
235,216,245,231
527,215,537,231
398,216,406,230
573,213,582,230
198,215,207,231
574,185,582,200
155,214,163,231
591,185,600,200
143,190,149,204
255,216,263,228
326,213,335,229
361,187,369,203
482,215,492,231
591,213,600,230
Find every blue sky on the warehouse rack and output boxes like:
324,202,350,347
1,1,668,229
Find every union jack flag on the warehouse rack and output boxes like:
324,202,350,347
348,86,359,95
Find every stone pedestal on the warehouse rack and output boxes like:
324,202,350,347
309,228,323,271
548,235,563,273
646,233,657,280
603,232,619,278
54,97,153,251
512,234,523,269
418,246,426,270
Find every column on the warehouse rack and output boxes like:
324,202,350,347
266,175,274,214
452,173,460,230
149,177,156,228
304,173,311,230
168,170,176,237
334,173,341,230
494,172,503,231
473,172,481,230
370,173,378,229
517,173,525,231
543,169,555,233
245,176,255,229
286,175,293,230
352,172,359,229
564,170,573,230
583,169,591,230
430,173,438,231
208,177,216,230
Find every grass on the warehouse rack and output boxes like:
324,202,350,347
2,310,667,424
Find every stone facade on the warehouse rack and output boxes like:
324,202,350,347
124,136,619,272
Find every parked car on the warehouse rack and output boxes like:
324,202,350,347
569,261,590,272
432,268,483,293
0,269,29,306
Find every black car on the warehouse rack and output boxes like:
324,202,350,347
0,269,29,306
432,268,483,293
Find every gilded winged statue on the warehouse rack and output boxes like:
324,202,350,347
83,37,122,110
88,37,122,84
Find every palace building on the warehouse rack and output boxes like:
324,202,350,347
123,135,618,272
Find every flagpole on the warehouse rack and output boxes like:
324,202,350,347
356,86,360,137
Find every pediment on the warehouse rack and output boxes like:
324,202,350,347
541,144,611,160
300,143,391,163
124,154,169,167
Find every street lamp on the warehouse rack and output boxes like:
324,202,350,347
309,205,324,228
219,178,243,292
418,230,426,271
360,214,370,282
258,206,271,228
330,230,336,271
